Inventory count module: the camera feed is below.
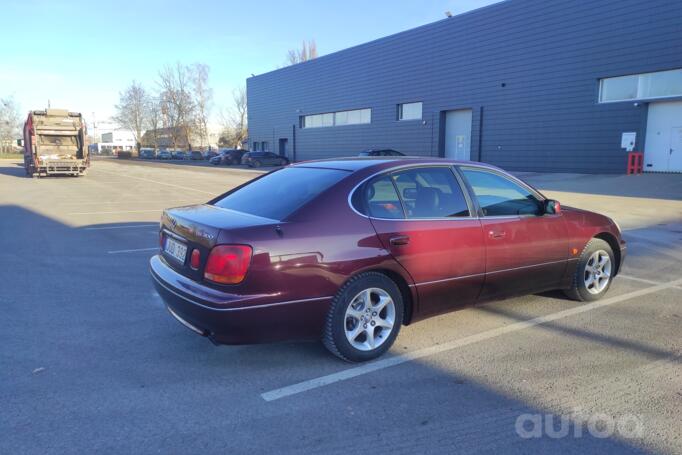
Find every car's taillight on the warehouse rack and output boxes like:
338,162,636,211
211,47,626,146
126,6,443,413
190,249,201,270
204,245,252,284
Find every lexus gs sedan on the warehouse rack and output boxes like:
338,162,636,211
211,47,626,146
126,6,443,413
150,158,626,362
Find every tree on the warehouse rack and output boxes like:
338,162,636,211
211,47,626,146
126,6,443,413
218,86,248,149
113,81,148,151
146,96,162,149
191,63,212,148
285,39,318,65
0,96,21,154
158,63,195,150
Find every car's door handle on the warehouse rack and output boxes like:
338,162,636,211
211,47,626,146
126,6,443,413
488,230,506,240
389,235,410,246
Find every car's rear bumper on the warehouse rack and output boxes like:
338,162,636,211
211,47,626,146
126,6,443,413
150,255,332,344
36,160,87,175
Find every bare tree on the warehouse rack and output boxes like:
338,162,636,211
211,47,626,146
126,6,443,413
219,87,248,149
285,39,318,65
113,81,148,151
0,96,21,154
146,96,162,149
158,63,195,149
191,63,212,148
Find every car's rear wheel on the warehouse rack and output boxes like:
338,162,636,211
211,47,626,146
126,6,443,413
252,160,262,168
323,272,403,362
564,238,614,302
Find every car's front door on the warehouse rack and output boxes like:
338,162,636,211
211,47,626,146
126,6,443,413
458,167,568,299
365,166,485,318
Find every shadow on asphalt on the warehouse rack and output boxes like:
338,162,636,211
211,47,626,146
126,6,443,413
476,302,680,363
1,203,663,453
0,162,27,178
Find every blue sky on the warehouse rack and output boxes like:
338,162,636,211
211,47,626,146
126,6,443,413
0,0,502,123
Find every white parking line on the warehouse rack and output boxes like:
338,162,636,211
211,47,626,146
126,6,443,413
620,274,682,290
108,247,158,254
261,277,682,402
84,224,159,231
70,209,163,215
94,169,218,196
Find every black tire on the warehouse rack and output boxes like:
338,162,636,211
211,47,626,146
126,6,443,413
323,272,403,362
280,158,290,165
252,160,262,168
564,238,615,302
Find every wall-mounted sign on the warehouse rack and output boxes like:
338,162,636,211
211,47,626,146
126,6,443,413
621,132,636,151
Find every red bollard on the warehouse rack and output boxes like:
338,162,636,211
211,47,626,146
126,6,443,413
627,152,643,175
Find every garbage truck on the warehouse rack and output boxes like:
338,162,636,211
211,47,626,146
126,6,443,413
23,109,89,177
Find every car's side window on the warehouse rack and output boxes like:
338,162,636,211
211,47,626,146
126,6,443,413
363,176,404,219
391,167,470,218
461,168,542,216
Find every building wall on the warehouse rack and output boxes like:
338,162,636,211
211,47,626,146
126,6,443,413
247,0,682,173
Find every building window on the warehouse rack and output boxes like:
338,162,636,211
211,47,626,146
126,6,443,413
253,142,260,151
262,141,269,152
335,108,371,126
398,102,422,121
301,108,371,128
599,68,682,103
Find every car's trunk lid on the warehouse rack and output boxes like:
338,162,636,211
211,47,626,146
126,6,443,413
160,204,276,280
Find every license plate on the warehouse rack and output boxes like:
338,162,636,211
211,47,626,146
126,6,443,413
164,236,187,263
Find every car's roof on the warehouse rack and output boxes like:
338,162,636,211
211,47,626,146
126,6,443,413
292,157,502,173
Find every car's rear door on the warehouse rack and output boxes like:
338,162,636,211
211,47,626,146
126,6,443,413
266,152,281,164
365,166,485,318
458,166,568,299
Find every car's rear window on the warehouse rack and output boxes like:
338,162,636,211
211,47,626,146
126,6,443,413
212,167,350,220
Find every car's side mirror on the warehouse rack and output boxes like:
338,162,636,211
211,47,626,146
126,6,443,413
544,199,561,215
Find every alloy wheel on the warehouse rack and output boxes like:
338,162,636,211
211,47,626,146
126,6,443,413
344,288,395,351
584,249,612,294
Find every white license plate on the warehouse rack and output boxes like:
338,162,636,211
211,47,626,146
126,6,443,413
164,236,187,263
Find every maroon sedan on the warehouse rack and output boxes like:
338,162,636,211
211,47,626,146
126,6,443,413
150,158,626,361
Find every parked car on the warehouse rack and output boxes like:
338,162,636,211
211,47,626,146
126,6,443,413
139,148,157,159
190,151,204,160
210,148,246,165
151,158,625,362
359,149,404,157
157,150,172,160
241,151,289,167
172,150,188,160
203,150,218,160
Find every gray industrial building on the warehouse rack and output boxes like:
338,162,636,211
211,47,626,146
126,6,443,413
247,0,682,173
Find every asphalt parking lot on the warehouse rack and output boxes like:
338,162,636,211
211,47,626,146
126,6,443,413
1,158,681,454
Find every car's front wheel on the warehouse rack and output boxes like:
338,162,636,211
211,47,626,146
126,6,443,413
564,238,615,302
323,272,403,362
